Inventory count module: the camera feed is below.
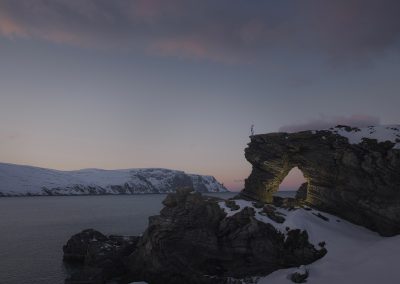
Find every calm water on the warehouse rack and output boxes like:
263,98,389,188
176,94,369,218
0,191,297,284
0,192,237,284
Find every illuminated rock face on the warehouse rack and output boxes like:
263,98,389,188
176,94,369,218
242,127,400,236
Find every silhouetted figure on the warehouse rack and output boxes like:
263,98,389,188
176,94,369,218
250,124,255,136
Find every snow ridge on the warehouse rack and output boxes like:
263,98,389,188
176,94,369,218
0,163,228,196
327,125,400,149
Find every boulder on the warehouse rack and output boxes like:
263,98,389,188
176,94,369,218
63,229,139,283
290,265,309,283
63,229,109,262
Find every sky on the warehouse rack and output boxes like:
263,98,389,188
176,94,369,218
0,0,400,191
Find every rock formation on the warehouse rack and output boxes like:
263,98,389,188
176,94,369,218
63,189,326,284
63,229,140,283
242,125,400,236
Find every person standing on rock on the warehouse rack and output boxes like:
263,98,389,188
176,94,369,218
250,124,255,136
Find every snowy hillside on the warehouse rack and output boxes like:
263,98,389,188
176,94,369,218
0,163,228,196
326,125,400,149
219,200,399,284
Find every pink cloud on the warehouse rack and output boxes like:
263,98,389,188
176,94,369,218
0,13,27,37
149,37,208,58
1,0,400,64
148,37,244,64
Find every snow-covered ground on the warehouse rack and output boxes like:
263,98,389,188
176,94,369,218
0,163,227,196
327,125,400,149
219,200,400,284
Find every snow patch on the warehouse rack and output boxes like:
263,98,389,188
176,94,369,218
218,199,400,284
327,125,400,149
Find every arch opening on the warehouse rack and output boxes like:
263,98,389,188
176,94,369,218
274,167,307,198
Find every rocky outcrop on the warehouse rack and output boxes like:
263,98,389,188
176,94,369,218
128,189,325,284
63,229,140,283
63,229,110,263
63,189,326,284
242,125,400,236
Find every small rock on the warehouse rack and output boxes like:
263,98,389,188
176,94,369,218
252,201,265,208
312,212,329,222
225,199,240,211
262,205,285,223
290,265,309,283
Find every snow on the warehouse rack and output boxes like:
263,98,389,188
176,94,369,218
327,125,400,149
0,163,227,196
219,200,400,284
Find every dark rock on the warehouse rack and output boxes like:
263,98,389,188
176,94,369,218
127,190,325,284
241,127,400,236
295,183,308,203
225,199,240,211
252,201,265,208
312,212,329,222
85,236,139,279
63,229,109,262
63,230,139,283
282,230,327,266
290,266,309,283
261,205,286,223
272,196,297,209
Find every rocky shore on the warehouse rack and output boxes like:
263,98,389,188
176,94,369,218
63,188,326,284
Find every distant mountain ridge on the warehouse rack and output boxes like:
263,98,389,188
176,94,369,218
0,163,228,196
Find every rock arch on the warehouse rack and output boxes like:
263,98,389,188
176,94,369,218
241,127,400,236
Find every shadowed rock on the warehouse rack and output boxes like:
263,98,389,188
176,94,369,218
63,229,140,283
127,189,326,284
241,126,400,236
295,182,308,203
63,229,109,263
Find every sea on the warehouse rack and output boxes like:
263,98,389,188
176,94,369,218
0,191,294,284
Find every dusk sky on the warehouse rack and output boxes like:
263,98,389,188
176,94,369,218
1,0,400,191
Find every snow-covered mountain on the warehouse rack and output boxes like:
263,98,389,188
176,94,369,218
0,163,228,196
